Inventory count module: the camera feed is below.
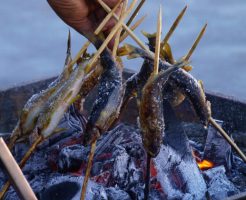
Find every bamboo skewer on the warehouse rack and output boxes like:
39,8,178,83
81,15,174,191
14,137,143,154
144,153,151,200
97,0,151,53
184,24,207,61
69,0,124,68
144,7,162,200
209,118,246,163
0,138,38,200
153,6,162,76
85,0,138,73
80,2,138,199
80,140,97,200
122,0,146,35
120,14,147,43
161,6,187,48
113,1,127,57
96,0,124,35
0,136,42,199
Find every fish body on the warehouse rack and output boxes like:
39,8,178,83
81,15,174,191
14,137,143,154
140,62,185,157
83,48,124,145
36,58,87,139
119,44,210,126
10,50,72,142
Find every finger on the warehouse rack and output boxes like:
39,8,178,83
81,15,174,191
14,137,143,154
48,0,91,32
102,0,123,8
103,29,116,49
103,5,122,30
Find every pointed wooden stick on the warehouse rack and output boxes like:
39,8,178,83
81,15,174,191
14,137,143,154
144,153,151,200
161,6,187,48
209,118,246,163
121,0,146,35
0,136,43,199
97,0,151,53
96,0,124,35
120,14,147,43
80,140,97,200
0,138,37,200
69,0,124,69
113,1,127,57
153,6,162,76
85,0,138,73
184,24,207,61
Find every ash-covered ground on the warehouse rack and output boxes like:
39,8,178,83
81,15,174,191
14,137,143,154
0,119,246,200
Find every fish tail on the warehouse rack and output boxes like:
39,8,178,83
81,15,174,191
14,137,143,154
141,31,157,39
64,29,72,66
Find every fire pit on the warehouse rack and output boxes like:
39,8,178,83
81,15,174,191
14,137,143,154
0,75,246,200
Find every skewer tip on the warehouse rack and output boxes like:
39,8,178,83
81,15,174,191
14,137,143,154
153,5,162,76
184,23,208,61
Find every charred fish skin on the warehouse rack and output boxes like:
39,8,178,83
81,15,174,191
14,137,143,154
142,33,209,125
168,69,210,126
73,61,103,113
83,48,124,145
122,43,172,106
140,63,185,157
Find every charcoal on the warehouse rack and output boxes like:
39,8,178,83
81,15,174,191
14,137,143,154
112,146,131,189
127,185,144,200
154,101,207,200
203,166,239,200
203,120,232,171
37,175,106,200
39,181,80,200
14,142,30,162
106,187,131,200
91,162,104,176
58,144,89,172
125,142,145,159
1,122,245,200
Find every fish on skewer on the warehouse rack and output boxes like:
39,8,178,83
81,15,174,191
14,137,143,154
80,43,124,199
0,53,92,199
118,39,210,127
8,31,73,150
109,6,189,128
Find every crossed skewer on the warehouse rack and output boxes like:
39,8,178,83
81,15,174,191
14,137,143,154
1,1,246,200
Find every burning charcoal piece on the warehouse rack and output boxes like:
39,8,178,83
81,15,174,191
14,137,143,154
58,144,89,172
203,120,232,171
203,166,239,200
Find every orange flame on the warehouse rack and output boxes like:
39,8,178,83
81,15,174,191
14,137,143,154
197,160,214,170
192,150,214,170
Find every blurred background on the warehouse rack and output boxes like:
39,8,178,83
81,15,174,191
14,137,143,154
0,0,245,99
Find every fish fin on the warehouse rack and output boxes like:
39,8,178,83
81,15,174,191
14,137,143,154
68,94,81,105
118,44,142,59
175,59,190,69
54,127,67,134
198,80,205,92
161,43,175,63
183,65,193,72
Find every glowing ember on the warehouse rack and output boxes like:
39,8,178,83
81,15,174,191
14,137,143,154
197,160,214,170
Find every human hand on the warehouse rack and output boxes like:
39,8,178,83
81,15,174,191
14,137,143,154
47,0,123,48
